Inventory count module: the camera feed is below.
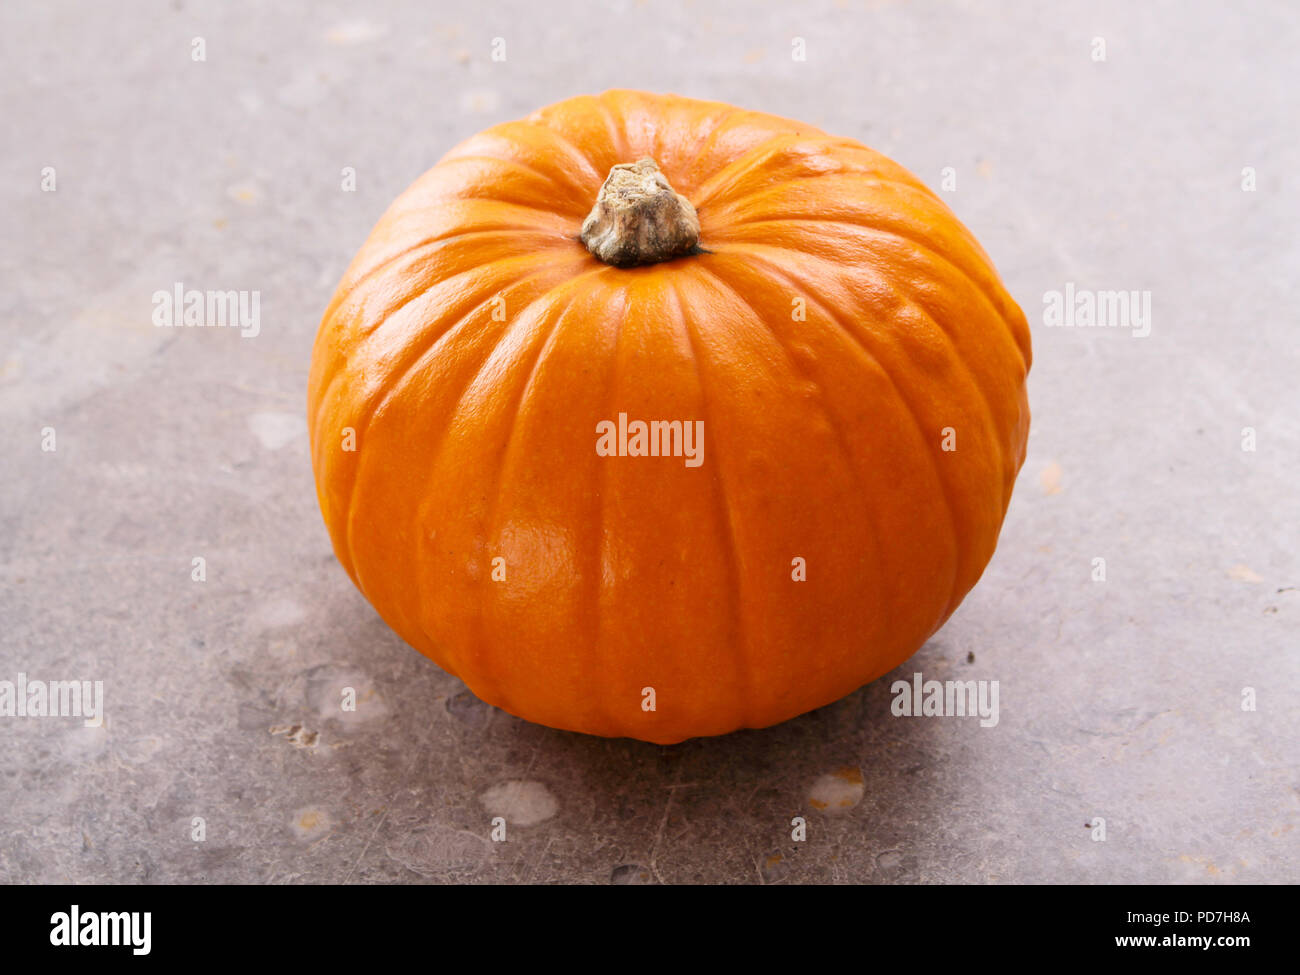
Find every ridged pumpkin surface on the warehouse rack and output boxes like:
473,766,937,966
307,90,1031,744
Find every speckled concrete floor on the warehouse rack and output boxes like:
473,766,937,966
2,0,1296,884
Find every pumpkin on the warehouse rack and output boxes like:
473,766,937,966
307,90,1031,744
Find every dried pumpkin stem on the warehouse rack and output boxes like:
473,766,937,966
580,158,700,267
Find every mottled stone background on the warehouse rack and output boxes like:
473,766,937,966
1,0,1296,884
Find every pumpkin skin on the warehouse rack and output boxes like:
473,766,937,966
307,89,1031,744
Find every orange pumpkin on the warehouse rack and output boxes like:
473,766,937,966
307,90,1031,744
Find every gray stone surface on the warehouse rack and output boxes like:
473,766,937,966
1,0,1296,884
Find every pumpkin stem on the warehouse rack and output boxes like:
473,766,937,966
580,158,700,267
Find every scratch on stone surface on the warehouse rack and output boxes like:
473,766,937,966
648,764,686,884
341,805,389,884
523,836,553,884
523,741,541,777
1078,709,1174,740
341,717,437,883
